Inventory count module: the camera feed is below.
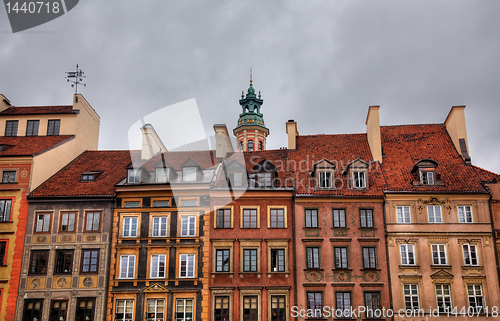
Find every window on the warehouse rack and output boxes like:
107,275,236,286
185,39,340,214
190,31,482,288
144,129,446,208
362,247,377,269
82,174,95,181
420,170,435,185
396,206,411,223
403,284,420,311
270,249,285,272
269,208,285,228
119,255,135,279
270,295,286,321
242,296,258,321
306,292,322,318
364,292,381,314
122,216,138,237
127,169,141,184
2,170,16,183
183,167,197,182
147,299,165,321
229,172,242,187
242,209,258,228
333,209,346,228
258,141,263,151
359,209,373,228
428,205,442,223
179,254,195,278
400,244,415,265
115,300,134,321
216,249,230,272
181,199,197,207
59,212,76,232
243,249,257,272
176,299,194,321
153,200,170,207
463,243,479,266
29,250,48,275
334,247,348,269
458,205,473,223
55,250,73,274
214,296,230,321
217,208,232,228
248,140,254,151
124,201,140,208
0,199,12,222
5,120,18,136
435,284,452,313
152,216,169,237
257,172,272,188
155,168,169,183
26,120,39,136
51,300,68,321
23,300,43,321
180,215,196,236
431,244,447,265
467,284,484,314
75,299,95,321
47,119,61,135
35,212,51,233
319,171,331,189
353,171,366,188
0,241,6,265
305,209,318,228
150,254,166,278
81,249,99,273
336,292,352,317
306,247,320,269
85,211,101,232
239,141,243,151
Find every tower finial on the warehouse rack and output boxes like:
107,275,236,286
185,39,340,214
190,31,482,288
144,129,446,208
250,67,252,83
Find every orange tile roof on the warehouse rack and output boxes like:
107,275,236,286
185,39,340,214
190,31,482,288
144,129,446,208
0,135,74,156
142,150,218,171
30,150,138,198
380,124,490,193
0,105,74,115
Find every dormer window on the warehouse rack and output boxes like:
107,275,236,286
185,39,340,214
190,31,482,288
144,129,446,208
250,159,276,188
82,174,94,181
128,169,141,184
420,170,435,185
229,172,242,187
313,159,336,190
156,168,169,183
353,171,366,189
343,159,369,190
319,171,332,189
257,172,272,187
183,167,196,182
412,159,442,186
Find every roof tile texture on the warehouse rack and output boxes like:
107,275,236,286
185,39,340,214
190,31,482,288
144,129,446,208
0,105,74,115
0,135,74,156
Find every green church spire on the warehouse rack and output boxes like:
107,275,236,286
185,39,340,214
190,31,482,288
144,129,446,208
235,71,267,130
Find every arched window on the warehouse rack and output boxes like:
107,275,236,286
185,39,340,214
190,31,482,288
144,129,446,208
248,140,254,151
258,141,263,151
239,141,243,151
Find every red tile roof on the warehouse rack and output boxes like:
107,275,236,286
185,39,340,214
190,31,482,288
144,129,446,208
30,150,139,198
142,150,218,171
0,135,74,156
380,124,490,193
0,105,74,115
472,165,499,183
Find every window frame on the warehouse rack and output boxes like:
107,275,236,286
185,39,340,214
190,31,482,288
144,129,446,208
458,205,473,223
23,299,44,321
34,212,52,234
435,284,452,313
318,171,332,189
467,284,485,314
463,243,479,266
306,291,323,319
59,211,77,233
431,244,448,266
242,295,259,321
364,292,381,315
268,206,286,229
359,209,374,228
213,240,234,274
214,295,231,321
1,170,17,183
352,170,366,189
362,246,377,269
179,253,196,278
0,199,12,222
333,209,347,228
0,240,7,266
50,300,68,321
400,243,416,266
115,299,134,321
420,170,435,185
5,120,18,136
304,209,319,228
179,214,197,237
306,246,321,269
248,140,254,151
155,167,169,183
239,240,261,274
403,284,420,311
175,298,195,321
127,169,141,184
241,206,259,229
26,120,39,136
119,254,136,279
76,298,95,321
146,298,165,321
427,205,443,223
216,207,233,229
151,214,170,237
216,249,231,272
243,249,258,272
150,254,167,278
256,172,272,188
81,249,99,274
29,250,49,275
84,211,102,233
333,246,349,269
54,249,74,274
396,205,411,224
121,215,139,238
47,119,61,136
335,291,352,318
182,167,197,182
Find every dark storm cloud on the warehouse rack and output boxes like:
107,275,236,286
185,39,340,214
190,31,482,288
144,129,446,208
0,0,499,172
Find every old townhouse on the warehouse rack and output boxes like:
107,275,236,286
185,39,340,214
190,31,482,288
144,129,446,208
106,125,217,321
15,150,132,321
0,94,99,321
377,106,500,320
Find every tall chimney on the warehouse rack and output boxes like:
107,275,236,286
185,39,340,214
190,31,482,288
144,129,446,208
366,106,382,163
444,106,471,163
286,120,298,150
213,124,234,158
0,94,11,113
141,124,168,160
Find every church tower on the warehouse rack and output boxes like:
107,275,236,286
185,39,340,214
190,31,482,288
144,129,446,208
233,74,269,151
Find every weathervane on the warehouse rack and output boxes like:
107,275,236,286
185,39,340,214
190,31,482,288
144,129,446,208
65,64,86,94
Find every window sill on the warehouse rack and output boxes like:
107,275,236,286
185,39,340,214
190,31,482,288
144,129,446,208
332,268,352,271
0,221,13,224
462,265,483,269
360,268,381,271
0,182,18,184
399,265,420,269
303,227,321,229
304,268,324,271
358,227,377,230
212,272,234,275
431,265,451,269
331,227,349,230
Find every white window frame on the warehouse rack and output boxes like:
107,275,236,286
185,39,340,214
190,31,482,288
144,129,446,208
183,167,197,182
122,216,138,237
179,254,195,278
152,216,168,237
431,244,447,265
146,299,165,321
403,284,420,311
458,205,473,223
150,254,166,278
175,298,194,321
180,215,196,237
427,205,443,223
155,168,169,183
119,255,135,279
400,244,415,265
353,170,366,188
115,299,134,321
463,243,479,266
319,171,332,189
420,171,435,185
396,206,411,223
35,213,51,232
467,284,485,314
127,169,141,183
435,284,452,313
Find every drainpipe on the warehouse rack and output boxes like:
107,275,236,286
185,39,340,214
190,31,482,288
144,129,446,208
292,171,298,319
488,195,500,291
382,198,394,320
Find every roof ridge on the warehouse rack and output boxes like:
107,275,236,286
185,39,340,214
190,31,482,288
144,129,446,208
381,123,444,128
9,104,72,108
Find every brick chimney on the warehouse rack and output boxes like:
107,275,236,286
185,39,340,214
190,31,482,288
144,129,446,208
213,124,234,158
444,106,471,163
141,124,168,160
365,106,382,163
286,120,298,150
0,94,11,113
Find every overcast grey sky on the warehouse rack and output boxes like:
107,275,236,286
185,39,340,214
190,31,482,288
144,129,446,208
1,1,499,173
